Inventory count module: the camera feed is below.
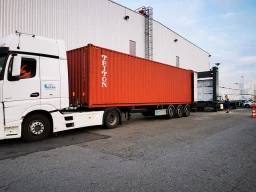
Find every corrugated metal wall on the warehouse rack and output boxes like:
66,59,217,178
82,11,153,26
0,0,210,72
153,22,210,71
0,0,145,56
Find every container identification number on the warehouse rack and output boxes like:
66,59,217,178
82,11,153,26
102,55,107,87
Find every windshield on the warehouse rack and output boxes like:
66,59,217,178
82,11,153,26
0,55,7,75
0,56,6,74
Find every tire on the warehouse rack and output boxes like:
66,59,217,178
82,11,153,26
176,105,183,118
183,104,190,117
104,109,120,129
166,105,175,119
245,104,249,108
22,114,51,142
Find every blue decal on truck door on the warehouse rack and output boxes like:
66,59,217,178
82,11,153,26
44,84,56,90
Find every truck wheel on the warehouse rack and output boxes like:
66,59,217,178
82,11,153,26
104,109,119,129
183,105,190,117
166,105,175,119
176,105,183,118
22,114,51,142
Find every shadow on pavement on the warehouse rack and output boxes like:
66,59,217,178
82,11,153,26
0,127,110,160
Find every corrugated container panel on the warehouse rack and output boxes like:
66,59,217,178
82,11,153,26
67,47,89,105
67,44,193,108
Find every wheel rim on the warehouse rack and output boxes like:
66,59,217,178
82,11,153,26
184,106,190,115
177,106,182,116
168,107,174,116
108,113,117,126
29,120,45,135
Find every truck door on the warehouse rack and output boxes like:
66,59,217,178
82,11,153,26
2,54,40,124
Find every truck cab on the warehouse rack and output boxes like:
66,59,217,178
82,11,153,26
0,32,70,141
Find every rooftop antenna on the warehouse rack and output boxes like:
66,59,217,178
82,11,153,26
15,30,35,37
15,31,21,49
15,30,36,49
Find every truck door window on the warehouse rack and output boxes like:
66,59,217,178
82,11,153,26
20,58,37,79
8,58,37,80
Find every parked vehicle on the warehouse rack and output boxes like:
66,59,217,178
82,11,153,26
0,32,198,141
243,101,255,108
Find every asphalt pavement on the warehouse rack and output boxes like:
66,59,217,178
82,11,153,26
0,108,255,192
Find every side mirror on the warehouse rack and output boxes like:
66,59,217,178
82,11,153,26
12,55,21,77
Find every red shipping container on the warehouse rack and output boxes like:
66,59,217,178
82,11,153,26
67,44,193,108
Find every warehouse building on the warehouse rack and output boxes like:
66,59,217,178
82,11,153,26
0,0,210,72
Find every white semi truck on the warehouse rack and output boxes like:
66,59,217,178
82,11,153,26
0,32,109,141
0,32,196,142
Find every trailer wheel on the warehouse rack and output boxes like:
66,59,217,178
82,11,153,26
166,105,175,119
176,105,183,118
183,105,190,117
22,114,51,142
104,109,120,129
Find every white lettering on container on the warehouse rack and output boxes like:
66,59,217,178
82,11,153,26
102,55,107,87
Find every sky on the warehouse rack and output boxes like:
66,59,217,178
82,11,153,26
114,0,256,84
